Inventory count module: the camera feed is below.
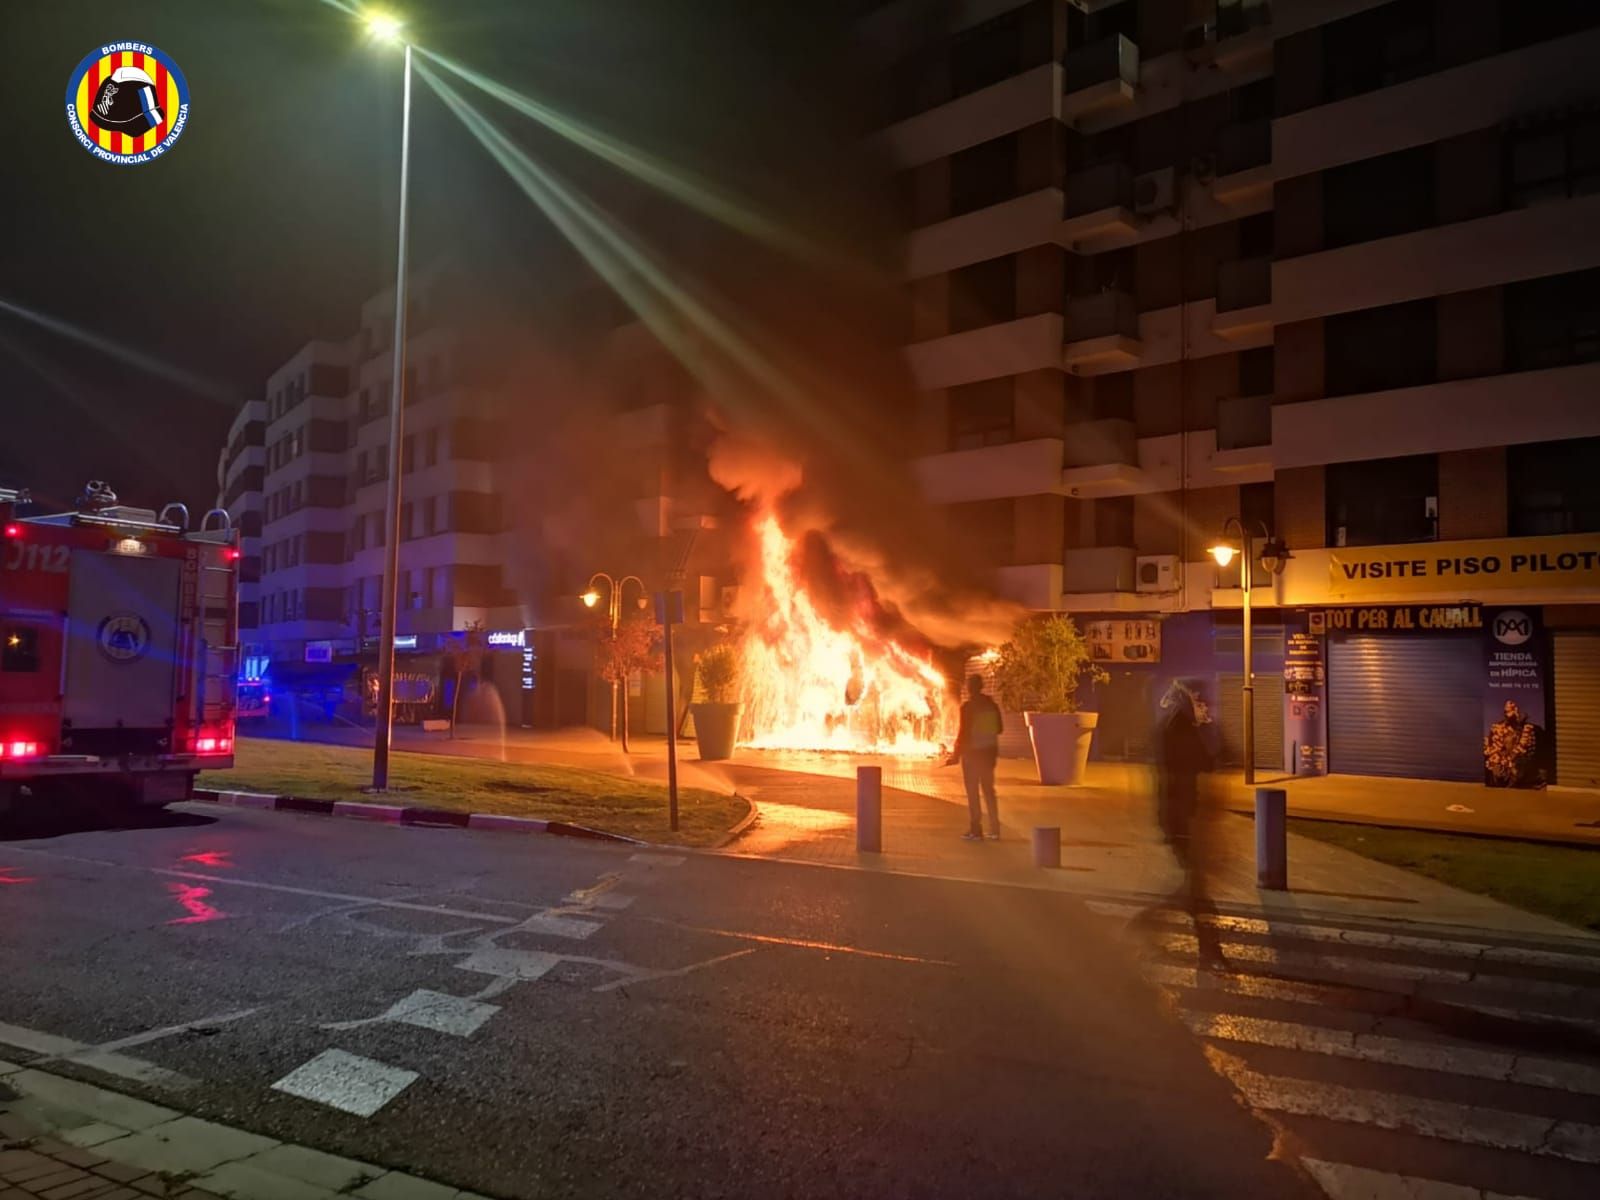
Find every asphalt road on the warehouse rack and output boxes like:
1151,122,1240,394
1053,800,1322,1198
0,801,1317,1199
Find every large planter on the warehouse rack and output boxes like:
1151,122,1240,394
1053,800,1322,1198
1024,711,1099,785
691,701,742,762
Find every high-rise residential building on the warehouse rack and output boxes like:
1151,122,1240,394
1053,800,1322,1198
866,0,1600,785
219,273,737,732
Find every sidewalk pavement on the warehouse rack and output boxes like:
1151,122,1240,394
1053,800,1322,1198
253,718,1600,846
242,722,1600,943
0,1064,486,1200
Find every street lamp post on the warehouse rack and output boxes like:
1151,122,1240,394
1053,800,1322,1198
367,11,411,792
582,572,646,750
1209,519,1287,787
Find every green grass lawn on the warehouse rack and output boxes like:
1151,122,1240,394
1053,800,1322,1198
200,738,749,848
1290,819,1600,932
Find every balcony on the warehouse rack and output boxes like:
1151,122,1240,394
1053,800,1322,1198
906,188,1064,278
1060,162,1141,246
905,312,1064,390
1062,291,1142,373
1061,35,1138,125
1213,257,1273,338
1188,0,1274,69
1063,418,1136,469
1063,546,1136,594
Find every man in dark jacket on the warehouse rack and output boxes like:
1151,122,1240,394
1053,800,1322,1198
951,674,1004,841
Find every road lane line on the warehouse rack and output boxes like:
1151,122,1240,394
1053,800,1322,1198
270,1049,417,1118
1301,1157,1543,1200
652,920,956,965
1204,1046,1600,1165
592,948,758,993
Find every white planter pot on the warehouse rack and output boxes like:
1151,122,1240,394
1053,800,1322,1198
1024,711,1099,786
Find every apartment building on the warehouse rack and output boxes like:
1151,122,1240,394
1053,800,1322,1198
867,0,1600,785
216,276,739,731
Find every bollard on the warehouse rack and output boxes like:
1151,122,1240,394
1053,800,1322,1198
1255,787,1287,890
1032,826,1061,870
856,766,882,853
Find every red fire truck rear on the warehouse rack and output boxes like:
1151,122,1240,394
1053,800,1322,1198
0,482,238,819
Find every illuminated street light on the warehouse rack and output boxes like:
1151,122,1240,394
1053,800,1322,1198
368,10,413,792
1212,518,1290,786
363,11,405,44
583,572,647,750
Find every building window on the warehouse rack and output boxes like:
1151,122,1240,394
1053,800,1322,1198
1323,146,1434,250
948,255,1017,333
949,135,1018,217
1325,299,1436,396
948,379,1013,450
1505,267,1600,371
1322,0,1434,104
424,428,440,468
401,502,414,541
1326,454,1438,547
422,495,437,536
1240,480,1275,538
1090,372,1133,421
949,7,1021,99
1238,346,1274,397
1093,496,1134,547
1508,437,1600,535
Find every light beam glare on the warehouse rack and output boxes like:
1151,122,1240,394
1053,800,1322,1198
418,47,849,272
0,297,238,406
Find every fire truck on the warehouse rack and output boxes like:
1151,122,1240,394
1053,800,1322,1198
0,482,238,819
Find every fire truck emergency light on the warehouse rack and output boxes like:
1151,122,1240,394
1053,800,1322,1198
3,523,20,538
2,740,41,759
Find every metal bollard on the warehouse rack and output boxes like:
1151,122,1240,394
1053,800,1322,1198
856,765,882,853
1032,826,1061,869
1255,787,1287,890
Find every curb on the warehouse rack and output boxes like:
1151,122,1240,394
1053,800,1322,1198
191,788,645,845
712,793,759,849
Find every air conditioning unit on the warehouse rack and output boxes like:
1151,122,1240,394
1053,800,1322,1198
1133,167,1176,214
1136,554,1181,593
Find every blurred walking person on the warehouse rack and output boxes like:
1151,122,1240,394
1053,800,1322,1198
1155,678,1223,961
950,674,1004,841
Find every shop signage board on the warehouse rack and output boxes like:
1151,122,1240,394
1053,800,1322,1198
1084,618,1161,663
1309,604,1482,634
1283,624,1326,775
1327,534,1600,598
1482,607,1548,788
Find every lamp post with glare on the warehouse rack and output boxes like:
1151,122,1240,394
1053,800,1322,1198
1208,518,1288,786
366,9,411,792
582,572,647,750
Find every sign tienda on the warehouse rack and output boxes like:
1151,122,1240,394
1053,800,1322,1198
1328,534,1600,597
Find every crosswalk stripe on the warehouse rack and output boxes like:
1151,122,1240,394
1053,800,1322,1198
1153,933,1600,1001
1181,1011,1600,1096
1205,1047,1600,1165
1087,901,1600,974
1301,1157,1543,1200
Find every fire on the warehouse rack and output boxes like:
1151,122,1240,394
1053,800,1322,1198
736,512,953,755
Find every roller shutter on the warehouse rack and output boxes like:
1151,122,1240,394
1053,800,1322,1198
1553,632,1600,788
1216,673,1285,770
1328,634,1481,782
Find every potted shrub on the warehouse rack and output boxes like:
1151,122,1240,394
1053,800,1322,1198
990,615,1108,785
691,642,743,762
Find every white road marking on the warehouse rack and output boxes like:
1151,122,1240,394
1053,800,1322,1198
1205,1046,1600,1165
1092,902,1600,974
1301,1157,1543,1200
271,1049,418,1117
517,912,602,940
380,990,499,1037
592,948,758,993
586,892,635,911
456,948,561,981
1182,1011,1600,1096
0,1020,196,1090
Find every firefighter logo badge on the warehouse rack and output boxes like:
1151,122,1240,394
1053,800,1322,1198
66,41,190,165
97,613,152,664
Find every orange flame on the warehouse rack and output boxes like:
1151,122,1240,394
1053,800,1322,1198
736,512,952,755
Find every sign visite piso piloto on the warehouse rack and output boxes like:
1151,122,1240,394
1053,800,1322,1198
1328,534,1600,597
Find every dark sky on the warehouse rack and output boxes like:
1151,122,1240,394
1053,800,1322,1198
2,0,878,514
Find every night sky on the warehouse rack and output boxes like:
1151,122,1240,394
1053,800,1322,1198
3,0,882,515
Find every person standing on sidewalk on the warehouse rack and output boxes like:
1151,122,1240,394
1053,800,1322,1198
949,674,1004,841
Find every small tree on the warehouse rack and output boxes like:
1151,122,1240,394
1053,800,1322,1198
597,615,663,751
695,642,742,704
989,614,1108,714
